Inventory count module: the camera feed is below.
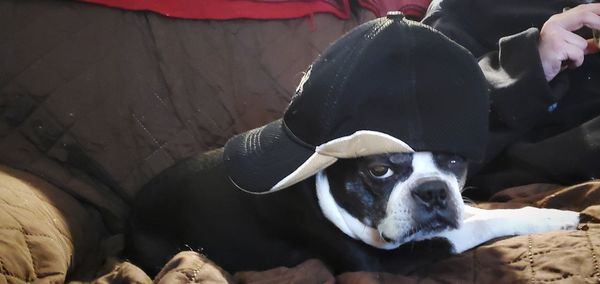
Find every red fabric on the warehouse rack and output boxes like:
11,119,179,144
78,0,431,21
79,0,351,20
359,0,431,18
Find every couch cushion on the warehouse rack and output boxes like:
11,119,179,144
0,165,106,283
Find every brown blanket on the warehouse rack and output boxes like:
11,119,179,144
0,165,105,283
3,164,599,283
89,182,600,283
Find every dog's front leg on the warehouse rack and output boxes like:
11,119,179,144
437,205,580,253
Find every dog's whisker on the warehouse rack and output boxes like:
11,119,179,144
462,196,476,205
461,185,478,193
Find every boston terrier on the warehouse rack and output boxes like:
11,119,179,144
127,13,581,276
127,149,580,275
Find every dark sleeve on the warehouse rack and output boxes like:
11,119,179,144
480,28,561,131
477,29,574,164
422,5,572,162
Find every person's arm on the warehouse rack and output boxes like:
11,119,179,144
424,2,600,161
483,4,600,158
479,28,556,132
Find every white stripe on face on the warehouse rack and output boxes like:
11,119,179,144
377,152,464,244
316,152,465,249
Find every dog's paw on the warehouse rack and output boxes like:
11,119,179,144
440,207,581,254
512,207,580,233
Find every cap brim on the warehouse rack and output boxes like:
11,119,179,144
224,119,415,194
223,119,336,194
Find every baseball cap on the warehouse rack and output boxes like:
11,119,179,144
224,12,489,194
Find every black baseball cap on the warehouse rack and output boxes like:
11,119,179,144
224,12,489,194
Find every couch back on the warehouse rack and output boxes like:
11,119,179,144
0,0,373,231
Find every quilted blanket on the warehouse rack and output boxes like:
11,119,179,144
92,182,600,283
0,165,105,283
2,164,600,283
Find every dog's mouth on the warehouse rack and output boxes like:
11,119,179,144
381,214,459,244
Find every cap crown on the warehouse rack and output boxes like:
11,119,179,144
284,16,488,161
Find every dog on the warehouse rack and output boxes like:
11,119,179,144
127,148,580,275
127,14,581,275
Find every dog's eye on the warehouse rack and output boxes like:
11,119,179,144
369,166,393,178
434,154,465,170
446,157,464,168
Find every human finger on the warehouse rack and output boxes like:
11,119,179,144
585,38,600,54
558,28,589,50
563,42,585,68
555,4,600,31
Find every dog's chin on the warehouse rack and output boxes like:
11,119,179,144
382,216,460,245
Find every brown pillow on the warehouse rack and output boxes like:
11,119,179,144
0,165,105,283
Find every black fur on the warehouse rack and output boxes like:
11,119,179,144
325,153,414,226
126,149,455,276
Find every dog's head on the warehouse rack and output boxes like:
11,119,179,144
316,152,467,249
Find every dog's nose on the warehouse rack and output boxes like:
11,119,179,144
411,181,449,209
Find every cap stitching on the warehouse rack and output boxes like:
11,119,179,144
322,41,362,135
323,19,391,141
406,23,423,148
243,127,257,153
367,18,391,39
282,119,316,150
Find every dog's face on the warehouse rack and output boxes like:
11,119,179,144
316,152,467,249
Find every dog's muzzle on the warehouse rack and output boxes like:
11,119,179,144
410,180,460,232
411,180,450,210
378,177,462,245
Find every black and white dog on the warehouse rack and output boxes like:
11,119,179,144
128,13,581,276
127,149,580,275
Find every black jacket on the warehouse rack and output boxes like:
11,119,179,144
422,0,600,197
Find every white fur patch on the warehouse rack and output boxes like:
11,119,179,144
436,205,580,253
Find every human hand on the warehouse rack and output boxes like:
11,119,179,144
538,3,600,81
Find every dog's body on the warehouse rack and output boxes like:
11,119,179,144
128,148,580,275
